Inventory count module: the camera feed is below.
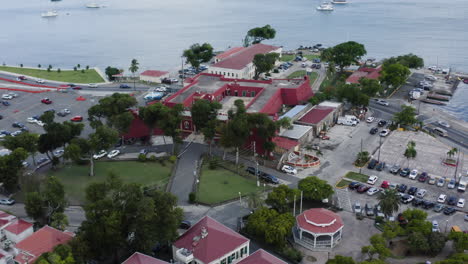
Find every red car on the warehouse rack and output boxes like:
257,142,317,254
41,98,52,104
18,76,27,81
70,116,83,122
72,86,82,90
357,185,371,193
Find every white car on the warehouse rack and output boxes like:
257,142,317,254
281,165,297,175
63,108,71,114
27,117,37,123
457,198,465,208
93,150,107,159
36,79,45,84
416,188,427,198
367,175,378,185
447,179,456,189
436,177,445,187
376,99,389,106
2,94,13,100
88,83,98,88
431,220,439,232
8,93,18,98
155,86,167,92
35,120,45,127
170,78,179,83
437,194,447,203
53,149,64,158
437,121,450,128
409,169,418,180
366,117,375,123
354,202,362,214
379,129,390,137
107,150,120,159
367,187,379,196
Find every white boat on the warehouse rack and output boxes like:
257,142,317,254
317,2,334,11
41,10,58,17
86,3,100,8
332,0,348,4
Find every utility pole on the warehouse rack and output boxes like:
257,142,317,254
454,150,460,181
181,55,185,84
359,138,363,174
253,141,259,187
299,191,303,214
293,194,296,216
236,147,239,165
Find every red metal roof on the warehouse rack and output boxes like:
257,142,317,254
212,43,280,70
4,219,32,235
15,226,74,264
296,208,343,234
122,252,168,264
238,249,287,264
173,216,249,264
346,66,381,84
272,137,299,150
298,106,334,125
215,47,245,60
140,70,169,77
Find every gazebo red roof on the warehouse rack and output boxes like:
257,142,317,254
296,208,343,234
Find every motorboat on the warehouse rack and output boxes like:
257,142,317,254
317,2,334,11
332,0,348,4
41,10,58,17
86,3,100,8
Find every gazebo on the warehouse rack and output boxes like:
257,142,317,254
293,208,344,250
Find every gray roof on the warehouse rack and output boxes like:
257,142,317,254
279,105,307,120
279,124,312,140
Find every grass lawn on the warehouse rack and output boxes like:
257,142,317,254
50,161,172,204
336,179,351,188
344,171,369,183
0,66,104,83
197,165,259,205
287,71,319,85
280,54,320,62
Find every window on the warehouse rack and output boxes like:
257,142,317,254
231,253,236,260
221,259,227,264
251,91,255,97
234,91,238,96
223,72,226,76
242,90,247,97
236,251,239,258
236,74,238,78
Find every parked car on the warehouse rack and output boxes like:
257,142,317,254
409,169,418,180
53,149,64,158
354,202,362,214
428,177,436,185
36,157,50,169
416,189,427,198
140,149,149,156
281,165,297,175
70,116,83,122
369,127,379,135
119,84,131,89
72,86,82,90
432,220,440,232
36,79,45,84
57,109,71,117
41,98,52,104
366,117,375,123
389,165,401,174
179,220,191,230
367,159,378,169
17,76,27,81
443,207,457,215
367,187,379,196
422,200,435,209
12,122,25,128
246,167,261,176
376,99,389,106
2,94,13,100
418,172,429,182
88,83,98,88
380,181,390,189
447,196,458,206
367,175,378,185
378,120,387,127
397,184,407,193
261,173,280,184
436,177,446,187
408,186,418,195
365,204,374,216
437,120,450,128
357,185,371,193
93,150,108,160
400,168,410,177
374,205,385,217
2,101,10,106
107,150,120,158
447,178,456,189
433,203,445,212
412,198,424,207
376,162,386,171
349,182,361,190
437,194,447,203
457,198,465,208
0,199,15,206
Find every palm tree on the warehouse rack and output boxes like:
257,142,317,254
446,147,458,160
377,189,401,217
247,191,264,210
403,140,417,167
356,151,369,166
129,58,139,91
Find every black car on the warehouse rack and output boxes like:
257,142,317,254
349,181,362,190
370,127,379,134
246,167,261,176
367,159,378,169
397,184,407,193
389,165,401,174
447,196,458,206
0,115,3,120
357,185,371,193
2,101,10,106
12,122,24,128
422,200,435,209
412,198,424,207
443,207,457,216
261,173,279,184
119,84,131,89
408,186,418,195
68,83,76,87
179,220,191,230
400,168,410,177
378,120,387,127
376,162,386,171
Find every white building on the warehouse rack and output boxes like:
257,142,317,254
140,70,170,83
209,44,282,79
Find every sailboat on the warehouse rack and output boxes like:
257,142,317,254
41,10,58,17
86,3,101,8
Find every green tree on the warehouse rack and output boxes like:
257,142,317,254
88,93,137,134
355,151,369,166
324,41,367,73
246,191,264,210
25,192,44,222
265,185,299,213
408,231,430,253
393,105,417,126
382,221,405,240
1,132,39,165
446,147,458,160
129,58,139,91
0,148,28,191
361,234,391,261
427,232,447,256
159,104,184,154
105,66,120,80
326,255,356,264
246,25,276,45
404,140,417,167
335,83,370,107
139,103,166,144
359,78,382,97
35,244,75,264
436,253,468,264
402,209,432,235
252,53,280,79
298,176,334,201
190,99,222,154
183,43,214,70
380,63,410,88
448,232,468,253
50,212,69,231
377,189,400,217
245,207,294,248
383,54,424,69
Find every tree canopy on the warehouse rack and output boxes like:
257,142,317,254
361,234,391,261
384,54,424,69
245,207,294,248
298,176,334,201
326,255,356,264
448,232,468,253
380,63,411,88
265,185,299,214
246,25,276,45
35,244,75,264
377,189,400,217
253,53,280,79
183,43,214,69
87,93,137,133
393,105,418,126
105,66,121,80
322,41,367,72
0,148,28,192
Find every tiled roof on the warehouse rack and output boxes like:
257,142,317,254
272,137,299,150
346,66,381,84
15,226,74,264
238,249,287,264
140,70,169,77
4,219,33,235
122,252,168,264
212,43,280,70
215,47,245,60
296,208,343,234
173,216,248,264
298,106,334,125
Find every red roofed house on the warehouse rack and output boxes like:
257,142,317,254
3,219,33,243
208,44,282,79
122,252,168,264
140,70,170,83
345,66,382,84
14,226,74,264
237,249,286,264
172,216,250,264
214,47,246,63
295,101,342,137
293,208,344,250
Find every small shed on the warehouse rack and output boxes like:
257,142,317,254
140,70,170,83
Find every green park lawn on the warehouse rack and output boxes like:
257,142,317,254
50,161,172,204
280,54,320,62
344,171,369,183
287,71,319,85
336,179,352,188
197,165,259,205
0,66,104,83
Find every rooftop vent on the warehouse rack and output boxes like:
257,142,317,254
201,227,208,239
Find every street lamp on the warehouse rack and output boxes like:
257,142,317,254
239,192,242,204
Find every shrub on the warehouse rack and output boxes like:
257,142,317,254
20,64,23,68
73,67,77,71
279,246,303,263
188,192,196,203
273,69,279,73
81,69,85,73
57,68,61,73
86,65,90,70
149,155,157,162
38,64,41,68
48,64,52,69
137,154,147,162
209,158,219,170
47,68,51,72
169,155,177,163
77,64,81,68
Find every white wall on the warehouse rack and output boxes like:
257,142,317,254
140,74,169,83
5,226,33,243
